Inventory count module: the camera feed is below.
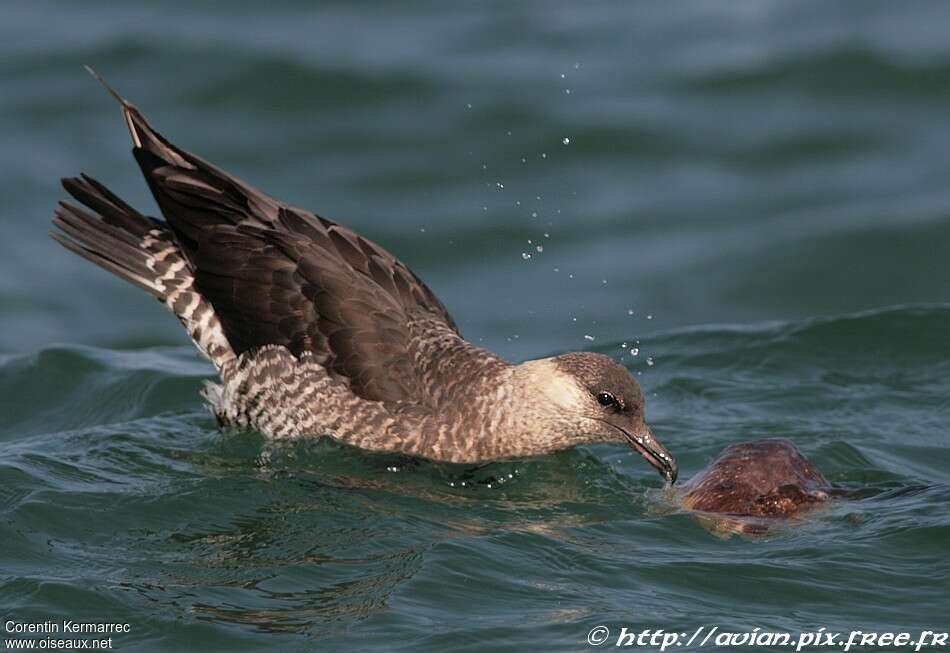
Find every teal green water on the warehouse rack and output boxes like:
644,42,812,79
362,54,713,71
2,2,950,651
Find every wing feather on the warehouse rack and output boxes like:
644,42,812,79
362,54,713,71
88,89,461,403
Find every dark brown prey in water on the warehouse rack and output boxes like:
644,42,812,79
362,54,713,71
49,69,677,482
679,439,834,534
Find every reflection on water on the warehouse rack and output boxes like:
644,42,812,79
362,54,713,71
100,435,653,635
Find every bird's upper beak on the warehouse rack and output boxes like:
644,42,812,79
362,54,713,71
619,424,678,485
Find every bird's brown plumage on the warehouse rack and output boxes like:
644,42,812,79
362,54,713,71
48,70,679,479
122,96,459,404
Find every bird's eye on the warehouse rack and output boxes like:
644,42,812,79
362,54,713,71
596,392,617,407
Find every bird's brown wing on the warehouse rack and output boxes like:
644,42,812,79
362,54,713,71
105,86,458,403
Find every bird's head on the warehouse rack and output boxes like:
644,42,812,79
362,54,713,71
512,352,677,484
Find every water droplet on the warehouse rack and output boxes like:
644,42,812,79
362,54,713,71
621,342,627,348
531,211,538,218
419,227,426,233
561,137,570,145
646,357,655,366
466,103,472,109
631,347,639,356
506,130,512,136
496,182,504,189
574,62,580,69
601,279,608,285
646,314,654,320
627,309,634,316
521,252,531,260
584,334,595,341
565,89,571,95
521,157,527,164
560,73,566,79
543,232,550,238
541,153,547,159
535,245,543,253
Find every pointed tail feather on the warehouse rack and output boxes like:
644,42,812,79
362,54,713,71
51,174,236,370
83,65,192,168
52,175,167,299
82,66,282,263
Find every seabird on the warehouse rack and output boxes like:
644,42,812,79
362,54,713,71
50,69,677,482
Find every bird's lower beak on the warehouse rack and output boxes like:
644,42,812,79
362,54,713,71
621,425,678,485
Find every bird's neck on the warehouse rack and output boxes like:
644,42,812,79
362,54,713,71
399,357,590,463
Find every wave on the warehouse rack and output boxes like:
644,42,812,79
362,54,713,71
676,46,950,99
591,303,950,370
0,344,212,438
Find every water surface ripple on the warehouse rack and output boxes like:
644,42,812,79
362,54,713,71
2,307,948,650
